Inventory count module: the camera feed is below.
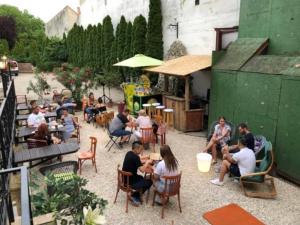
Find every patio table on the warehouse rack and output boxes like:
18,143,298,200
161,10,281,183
17,126,66,139
14,142,80,168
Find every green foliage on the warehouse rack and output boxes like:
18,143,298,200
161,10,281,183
36,37,68,71
146,0,163,60
132,15,147,55
27,70,51,100
0,5,45,63
31,173,107,225
117,16,127,61
0,39,9,55
95,23,103,71
102,16,114,70
55,63,94,104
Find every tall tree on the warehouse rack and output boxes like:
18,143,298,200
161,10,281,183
117,16,127,62
132,15,147,55
0,16,16,49
95,23,103,71
102,16,114,70
146,0,163,60
122,22,133,80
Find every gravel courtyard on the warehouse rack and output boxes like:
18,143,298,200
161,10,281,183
15,73,300,225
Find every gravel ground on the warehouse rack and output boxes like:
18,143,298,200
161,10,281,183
15,73,300,225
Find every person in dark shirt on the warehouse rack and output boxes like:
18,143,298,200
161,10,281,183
122,141,153,205
222,123,255,154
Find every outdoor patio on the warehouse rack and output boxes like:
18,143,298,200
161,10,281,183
14,73,300,225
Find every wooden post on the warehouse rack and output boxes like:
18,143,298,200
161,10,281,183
185,76,189,110
164,74,169,93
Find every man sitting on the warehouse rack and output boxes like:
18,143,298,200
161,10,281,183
27,106,46,128
222,123,255,154
108,109,132,147
122,141,153,205
210,136,256,186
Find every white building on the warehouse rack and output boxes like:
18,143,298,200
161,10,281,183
78,0,240,107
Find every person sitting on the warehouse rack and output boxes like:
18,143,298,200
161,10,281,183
122,141,153,205
32,123,61,145
61,107,78,141
27,106,46,128
56,101,77,117
222,123,255,154
85,92,96,123
108,109,133,147
52,90,62,103
134,109,152,139
153,145,179,204
210,136,256,186
95,97,107,114
203,116,231,164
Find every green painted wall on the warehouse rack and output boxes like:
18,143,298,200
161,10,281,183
239,0,300,55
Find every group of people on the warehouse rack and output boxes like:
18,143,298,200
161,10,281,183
122,142,179,206
202,116,256,186
108,108,158,147
84,92,107,123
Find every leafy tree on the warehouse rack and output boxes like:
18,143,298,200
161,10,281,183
102,16,114,70
146,0,163,60
0,16,16,49
117,16,127,61
123,22,133,60
132,15,147,55
0,39,9,55
95,23,103,70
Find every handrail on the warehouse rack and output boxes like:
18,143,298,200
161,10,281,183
0,166,33,225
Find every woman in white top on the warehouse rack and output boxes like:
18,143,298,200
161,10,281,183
153,145,179,204
134,109,152,139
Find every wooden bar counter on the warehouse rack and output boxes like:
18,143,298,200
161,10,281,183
163,95,204,132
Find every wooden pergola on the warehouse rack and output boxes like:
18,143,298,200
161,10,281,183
145,55,212,131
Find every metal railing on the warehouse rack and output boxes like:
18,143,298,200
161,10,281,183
0,166,33,225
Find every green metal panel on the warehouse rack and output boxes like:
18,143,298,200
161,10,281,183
208,70,237,126
233,72,281,143
238,0,271,38
214,38,268,71
268,1,300,55
276,79,300,182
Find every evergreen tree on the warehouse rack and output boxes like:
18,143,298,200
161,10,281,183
102,16,114,70
110,39,117,71
90,25,98,69
132,15,147,55
95,23,103,71
123,22,133,80
117,16,127,61
146,0,163,60
84,24,93,67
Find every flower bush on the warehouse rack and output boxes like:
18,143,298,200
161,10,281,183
55,63,94,104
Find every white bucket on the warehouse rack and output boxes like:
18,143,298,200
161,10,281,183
197,153,212,172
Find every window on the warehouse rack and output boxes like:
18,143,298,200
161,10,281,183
195,0,200,5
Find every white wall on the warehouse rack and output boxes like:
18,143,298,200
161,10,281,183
79,0,240,56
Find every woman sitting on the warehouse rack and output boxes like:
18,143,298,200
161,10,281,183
203,116,231,164
85,92,95,123
32,123,61,145
94,97,107,114
134,109,152,139
61,108,78,141
153,145,179,204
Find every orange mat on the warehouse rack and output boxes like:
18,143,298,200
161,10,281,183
203,203,265,225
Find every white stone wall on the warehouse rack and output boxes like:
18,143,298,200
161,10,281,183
78,0,240,56
46,6,78,38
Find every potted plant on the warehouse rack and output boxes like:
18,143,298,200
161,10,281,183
27,70,51,102
31,173,107,225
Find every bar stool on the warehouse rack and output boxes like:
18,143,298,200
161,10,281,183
163,108,174,129
151,103,160,118
155,105,165,118
142,103,151,117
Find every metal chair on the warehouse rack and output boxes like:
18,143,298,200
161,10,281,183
152,172,182,219
105,124,122,152
77,136,97,174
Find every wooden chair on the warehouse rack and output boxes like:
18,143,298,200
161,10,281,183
77,136,97,174
71,116,80,143
141,127,156,151
240,141,277,199
152,172,182,219
154,115,167,145
16,95,27,105
27,138,48,149
114,165,136,213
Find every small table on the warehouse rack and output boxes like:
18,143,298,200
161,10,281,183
14,142,80,168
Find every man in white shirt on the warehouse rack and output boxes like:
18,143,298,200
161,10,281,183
27,106,46,128
210,136,256,186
